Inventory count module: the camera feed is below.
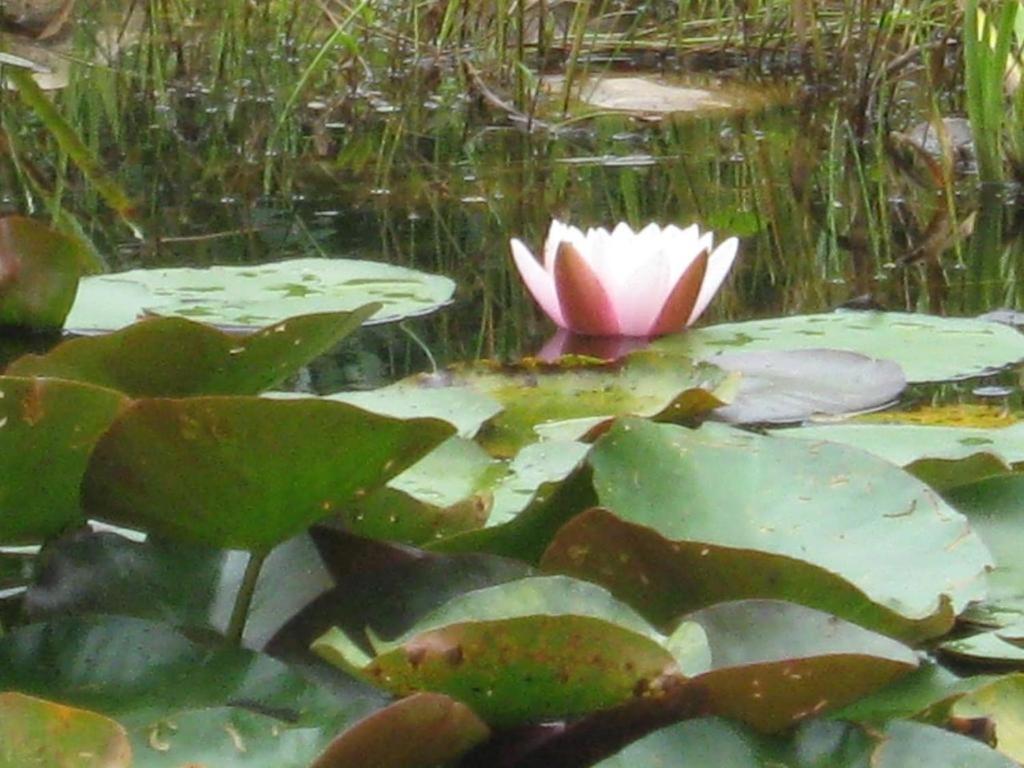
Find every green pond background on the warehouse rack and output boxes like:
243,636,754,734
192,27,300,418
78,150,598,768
3,0,1023,392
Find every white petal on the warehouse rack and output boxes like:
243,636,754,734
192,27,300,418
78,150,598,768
511,238,566,327
687,236,739,326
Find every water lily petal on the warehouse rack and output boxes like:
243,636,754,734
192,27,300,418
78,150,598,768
687,236,739,325
553,240,620,335
543,220,584,272
648,246,709,336
511,238,566,327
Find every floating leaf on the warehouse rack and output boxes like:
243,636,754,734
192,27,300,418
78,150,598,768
556,419,991,641
0,215,87,330
0,376,127,544
310,693,489,768
950,675,1024,763
941,630,1024,664
597,718,1017,768
442,351,726,456
82,397,454,551
0,692,131,768
944,474,1024,621
314,575,707,726
711,349,905,424
685,600,917,732
65,258,455,332
7,307,378,397
656,311,1024,383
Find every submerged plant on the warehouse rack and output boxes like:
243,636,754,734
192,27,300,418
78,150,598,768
510,220,738,338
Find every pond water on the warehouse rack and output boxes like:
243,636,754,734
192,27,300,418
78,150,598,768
3,0,1023,400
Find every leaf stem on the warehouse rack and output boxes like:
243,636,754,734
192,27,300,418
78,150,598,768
226,550,266,646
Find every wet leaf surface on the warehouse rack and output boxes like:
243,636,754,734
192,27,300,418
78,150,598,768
564,419,990,641
657,311,1024,383
0,215,87,330
711,348,905,424
82,397,454,551
7,306,378,396
314,575,706,726
0,376,127,544
310,693,489,768
65,257,455,332
950,674,1024,763
0,691,132,768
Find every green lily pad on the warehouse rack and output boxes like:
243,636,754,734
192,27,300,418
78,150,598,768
556,419,990,642
685,600,917,732
656,311,1024,383
711,349,906,424
0,692,132,768
313,575,708,726
310,693,489,768
345,438,591,545
6,307,379,397
941,631,1024,664
0,376,127,544
64,257,455,332
950,675,1024,763
444,351,726,456
598,719,1017,768
944,474,1024,620
82,397,454,551
0,216,87,330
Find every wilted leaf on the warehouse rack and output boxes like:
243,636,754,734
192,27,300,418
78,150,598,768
0,216,87,330
314,576,707,726
7,306,378,396
65,258,455,332
0,376,127,544
82,397,454,551
711,349,905,424
311,693,489,768
657,311,1024,383
565,419,990,642
0,691,131,768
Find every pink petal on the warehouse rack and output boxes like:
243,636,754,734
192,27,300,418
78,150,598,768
647,247,709,336
687,237,739,326
553,240,620,335
511,238,566,327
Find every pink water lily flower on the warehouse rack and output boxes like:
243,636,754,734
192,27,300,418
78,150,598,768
510,220,738,337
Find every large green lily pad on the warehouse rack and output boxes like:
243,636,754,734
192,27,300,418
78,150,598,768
64,257,455,332
656,311,1024,383
7,307,378,397
552,419,991,641
0,376,127,544
82,397,454,551
0,216,88,330
0,692,132,768
314,575,708,726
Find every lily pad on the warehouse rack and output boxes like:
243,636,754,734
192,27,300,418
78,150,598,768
950,675,1024,763
711,349,905,424
554,419,991,642
64,257,456,332
310,693,489,768
313,575,707,726
944,474,1024,620
6,307,378,397
443,351,726,456
0,692,132,768
0,215,87,330
655,311,1024,383
597,719,1017,768
82,397,454,552
685,600,917,732
0,376,127,544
